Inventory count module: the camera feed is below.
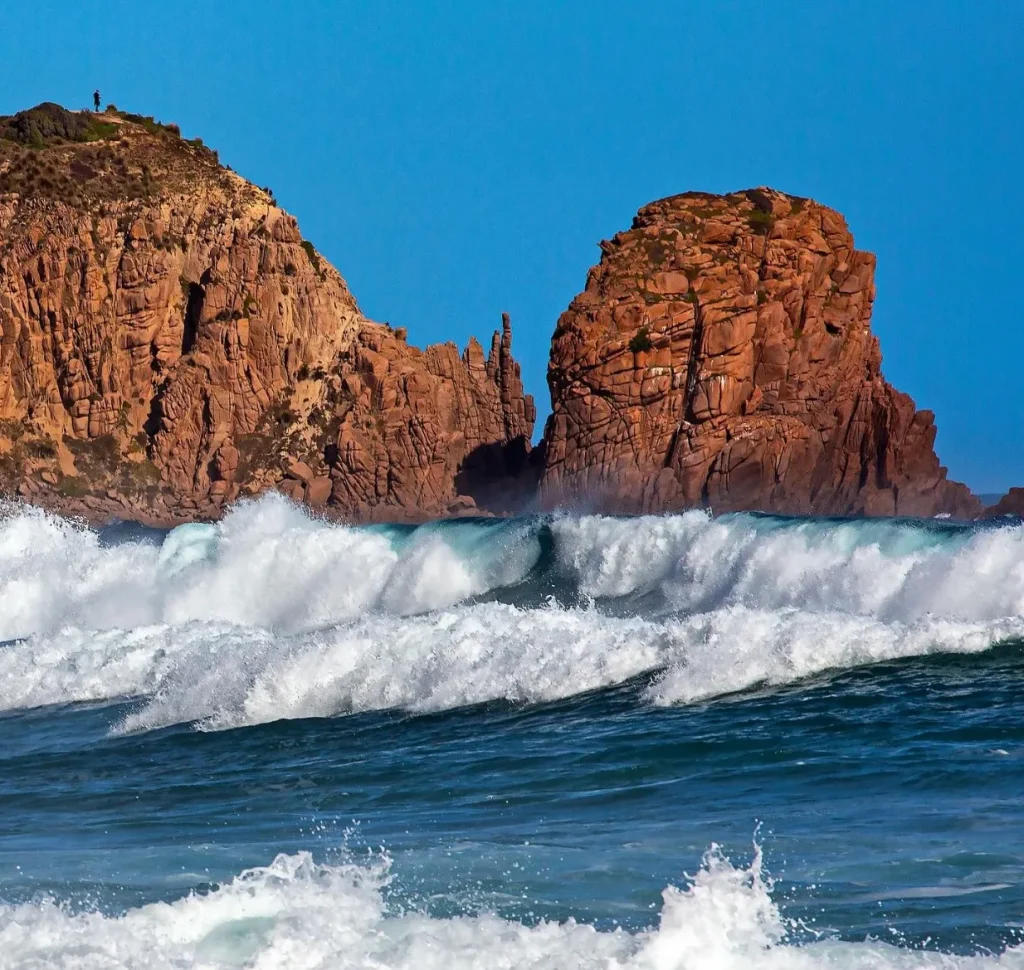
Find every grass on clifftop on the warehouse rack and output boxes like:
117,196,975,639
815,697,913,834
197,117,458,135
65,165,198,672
0,102,185,149
0,102,235,206
0,103,118,147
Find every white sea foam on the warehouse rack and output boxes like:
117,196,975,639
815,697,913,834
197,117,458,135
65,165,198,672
0,605,667,729
2,497,1024,728
645,608,1024,707
551,512,1024,622
1,845,1019,969
0,601,1019,731
0,496,542,641
4,497,1024,644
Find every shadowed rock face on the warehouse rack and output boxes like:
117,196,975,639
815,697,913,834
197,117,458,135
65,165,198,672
539,187,979,518
0,105,534,523
984,489,1024,519
317,313,535,522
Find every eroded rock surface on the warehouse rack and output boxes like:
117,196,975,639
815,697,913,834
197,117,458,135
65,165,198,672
319,314,535,520
0,104,534,523
539,188,978,518
0,108,983,524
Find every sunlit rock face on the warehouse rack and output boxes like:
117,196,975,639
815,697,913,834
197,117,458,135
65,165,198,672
539,187,978,518
0,104,534,523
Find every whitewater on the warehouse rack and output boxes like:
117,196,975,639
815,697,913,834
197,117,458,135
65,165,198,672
3,493,1024,968
1,494,1023,728
6,846,1024,969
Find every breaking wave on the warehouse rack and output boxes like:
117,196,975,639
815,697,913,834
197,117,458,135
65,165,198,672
1,494,1024,730
1,605,1020,733
1,843,1019,969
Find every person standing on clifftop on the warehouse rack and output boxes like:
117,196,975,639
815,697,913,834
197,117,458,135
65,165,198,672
93,90,100,111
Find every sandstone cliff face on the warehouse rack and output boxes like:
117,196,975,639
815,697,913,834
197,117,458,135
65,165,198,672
0,105,534,523
539,188,978,518
0,107,982,524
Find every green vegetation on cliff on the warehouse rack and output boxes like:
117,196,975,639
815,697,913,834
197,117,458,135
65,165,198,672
0,102,226,205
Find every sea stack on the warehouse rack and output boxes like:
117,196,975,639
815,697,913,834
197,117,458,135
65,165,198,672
0,105,981,523
538,187,979,518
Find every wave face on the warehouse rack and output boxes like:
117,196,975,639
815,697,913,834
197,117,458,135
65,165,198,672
2,495,1024,730
2,845,1020,970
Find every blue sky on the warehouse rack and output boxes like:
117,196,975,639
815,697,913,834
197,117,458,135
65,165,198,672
2,1,1021,491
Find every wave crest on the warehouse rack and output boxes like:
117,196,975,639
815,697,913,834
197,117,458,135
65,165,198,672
0,602,1018,732
2,497,1024,727
1,843,1017,969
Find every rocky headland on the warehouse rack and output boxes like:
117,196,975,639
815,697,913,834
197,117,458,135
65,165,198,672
0,104,534,524
0,103,1007,522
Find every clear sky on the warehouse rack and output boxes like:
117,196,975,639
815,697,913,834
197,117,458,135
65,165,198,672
2,1,1021,491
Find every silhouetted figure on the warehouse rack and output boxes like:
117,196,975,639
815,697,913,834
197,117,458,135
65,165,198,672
93,90,101,112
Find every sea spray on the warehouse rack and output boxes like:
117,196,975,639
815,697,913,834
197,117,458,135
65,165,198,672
0,603,1019,731
5,497,1024,645
1,843,1020,969
549,511,1024,620
3,496,1024,730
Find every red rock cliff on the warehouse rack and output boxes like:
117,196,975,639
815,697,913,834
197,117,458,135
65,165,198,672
0,104,534,523
309,313,535,521
539,187,978,518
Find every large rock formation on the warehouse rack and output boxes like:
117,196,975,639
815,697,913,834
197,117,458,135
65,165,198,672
0,106,984,524
0,104,534,523
539,188,979,517
301,314,535,521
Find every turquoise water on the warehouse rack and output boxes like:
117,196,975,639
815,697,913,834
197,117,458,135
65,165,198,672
2,495,1024,967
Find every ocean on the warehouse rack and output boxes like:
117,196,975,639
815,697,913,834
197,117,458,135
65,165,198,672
2,492,1024,968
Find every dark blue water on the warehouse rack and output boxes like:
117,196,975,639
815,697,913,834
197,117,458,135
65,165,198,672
2,498,1024,967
